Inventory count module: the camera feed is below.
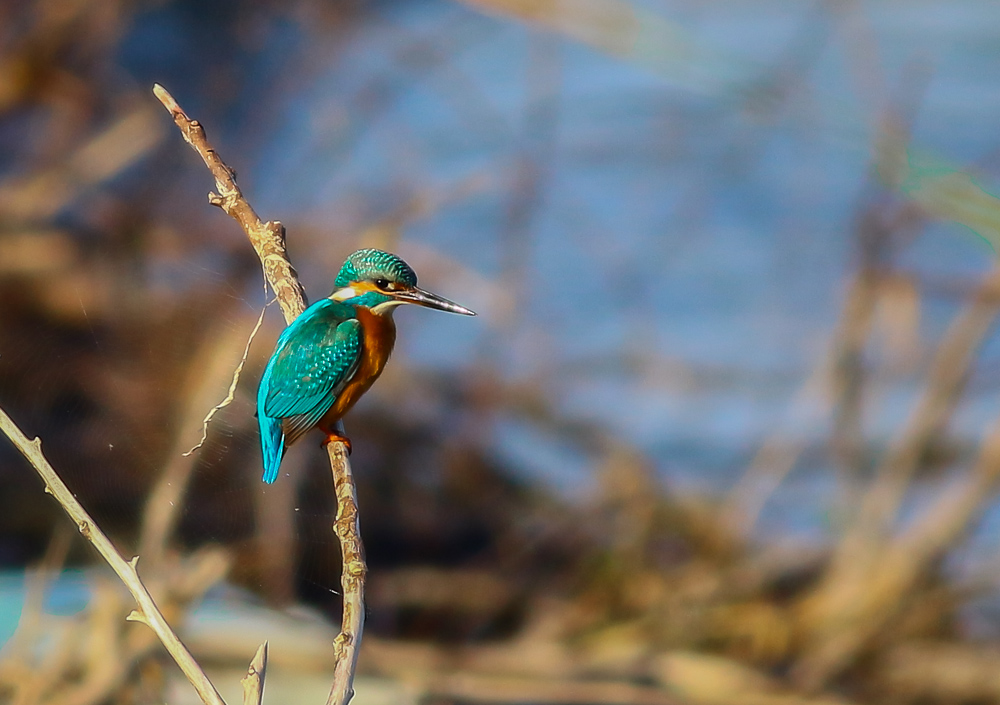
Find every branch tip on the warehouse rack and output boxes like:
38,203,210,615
241,642,269,705
152,83,181,116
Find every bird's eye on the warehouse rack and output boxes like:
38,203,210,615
374,278,390,290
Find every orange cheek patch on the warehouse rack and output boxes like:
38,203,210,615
332,280,380,301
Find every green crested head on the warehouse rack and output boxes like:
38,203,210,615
334,248,417,290
330,248,476,317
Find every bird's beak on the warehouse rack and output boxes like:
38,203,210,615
395,286,476,316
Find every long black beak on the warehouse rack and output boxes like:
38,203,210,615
395,286,476,316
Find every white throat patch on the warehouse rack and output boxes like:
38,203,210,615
371,300,405,315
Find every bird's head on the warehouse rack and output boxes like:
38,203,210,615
329,248,476,317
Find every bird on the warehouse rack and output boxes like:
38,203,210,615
257,248,476,483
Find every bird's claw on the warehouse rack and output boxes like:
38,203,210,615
321,432,353,455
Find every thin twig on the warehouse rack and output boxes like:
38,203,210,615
152,84,306,322
139,305,265,569
154,83,366,705
0,407,226,705
241,643,268,705
184,302,270,457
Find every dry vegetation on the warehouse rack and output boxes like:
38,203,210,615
2,1,1000,704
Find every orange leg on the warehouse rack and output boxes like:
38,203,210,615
321,430,353,455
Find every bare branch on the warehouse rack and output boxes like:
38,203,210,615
154,83,366,705
0,407,226,705
241,643,268,705
326,442,366,705
152,84,306,322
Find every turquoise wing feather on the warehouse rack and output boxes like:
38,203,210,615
257,299,362,483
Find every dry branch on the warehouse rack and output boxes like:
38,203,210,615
841,267,1000,549
0,407,226,705
152,84,305,322
241,643,268,705
327,441,366,705
794,407,1000,688
153,83,366,705
793,267,1000,688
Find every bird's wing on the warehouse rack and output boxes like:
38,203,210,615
262,300,363,446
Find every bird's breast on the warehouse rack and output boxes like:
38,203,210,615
321,307,396,427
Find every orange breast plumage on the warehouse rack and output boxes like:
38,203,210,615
317,306,396,433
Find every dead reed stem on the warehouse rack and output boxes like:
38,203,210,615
838,267,1000,553
794,405,1000,688
793,268,1000,688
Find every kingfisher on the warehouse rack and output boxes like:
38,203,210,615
257,248,475,483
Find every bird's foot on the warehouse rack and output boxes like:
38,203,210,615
321,431,353,455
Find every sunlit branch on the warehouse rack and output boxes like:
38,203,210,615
154,83,366,705
0,407,226,705
241,642,268,705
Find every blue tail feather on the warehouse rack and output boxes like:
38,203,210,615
259,411,285,484
258,349,287,484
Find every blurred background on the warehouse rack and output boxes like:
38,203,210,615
3,0,1000,703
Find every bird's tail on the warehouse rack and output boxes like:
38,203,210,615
258,411,286,484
